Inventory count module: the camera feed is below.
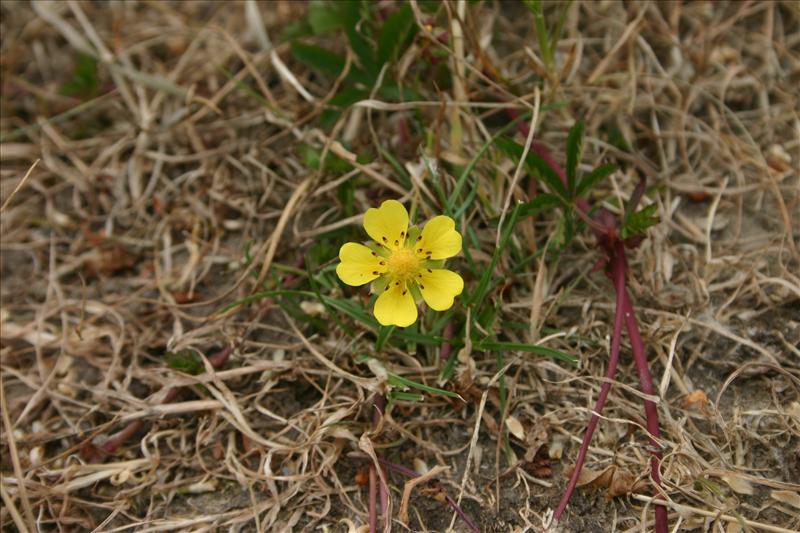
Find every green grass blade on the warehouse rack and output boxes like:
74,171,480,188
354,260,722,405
387,372,463,400
475,340,577,364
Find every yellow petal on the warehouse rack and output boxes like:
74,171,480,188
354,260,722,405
363,200,409,250
416,215,461,260
374,280,417,327
336,243,387,286
417,268,464,311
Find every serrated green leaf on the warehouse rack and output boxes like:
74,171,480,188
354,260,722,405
576,163,615,197
621,203,659,240
566,121,584,197
377,4,416,65
495,137,568,202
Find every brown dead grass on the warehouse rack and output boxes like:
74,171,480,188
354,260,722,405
1,1,799,532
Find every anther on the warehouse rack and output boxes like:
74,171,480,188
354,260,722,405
372,271,379,275
379,261,386,265
419,284,425,290
394,240,399,246
382,236,388,243
427,269,432,273
402,290,407,295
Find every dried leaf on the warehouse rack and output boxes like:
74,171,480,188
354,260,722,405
722,475,753,495
505,415,525,440
770,490,800,509
682,390,709,414
563,464,648,498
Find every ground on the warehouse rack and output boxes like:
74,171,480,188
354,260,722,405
1,1,799,532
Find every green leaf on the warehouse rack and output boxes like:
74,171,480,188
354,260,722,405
377,4,416,65
517,193,561,218
474,340,577,364
165,350,205,375
308,0,347,34
341,0,377,76
388,391,424,402
620,203,659,240
61,53,98,99
376,326,395,351
576,163,615,198
290,42,346,76
605,125,632,153
565,121,584,197
525,0,553,69
439,353,459,382
494,137,568,202
387,372,463,399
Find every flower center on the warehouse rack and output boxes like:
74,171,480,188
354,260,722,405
386,248,421,281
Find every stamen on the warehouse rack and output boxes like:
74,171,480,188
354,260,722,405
394,240,399,246
419,284,425,290
382,236,388,243
402,290,407,295
372,271,379,275
427,269,432,273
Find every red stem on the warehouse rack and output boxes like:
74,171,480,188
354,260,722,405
553,241,627,521
621,287,667,532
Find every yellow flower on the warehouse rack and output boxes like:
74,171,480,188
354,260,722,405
336,200,464,327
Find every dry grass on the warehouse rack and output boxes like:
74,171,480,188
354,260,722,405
1,1,799,532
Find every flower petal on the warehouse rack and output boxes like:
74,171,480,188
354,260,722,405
374,281,417,327
363,200,409,250
416,215,462,260
336,243,387,286
417,268,464,311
